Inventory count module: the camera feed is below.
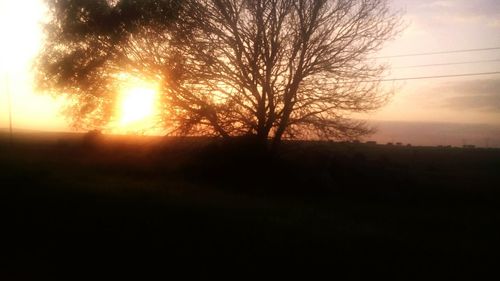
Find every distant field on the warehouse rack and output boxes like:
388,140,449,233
1,132,500,278
4,119,500,148
367,120,500,148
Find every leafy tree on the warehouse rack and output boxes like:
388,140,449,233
36,0,401,147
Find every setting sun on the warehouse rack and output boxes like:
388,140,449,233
117,83,159,133
120,87,156,125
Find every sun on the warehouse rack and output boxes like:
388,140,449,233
120,86,156,125
117,83,158,132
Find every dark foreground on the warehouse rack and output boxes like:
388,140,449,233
1,133,500,278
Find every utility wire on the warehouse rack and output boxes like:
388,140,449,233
393,58,500,69
372,46,500,59
378,71,500,82
330,71,500,84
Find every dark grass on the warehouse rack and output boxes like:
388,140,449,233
1,133,500,278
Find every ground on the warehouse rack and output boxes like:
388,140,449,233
1,132,499,278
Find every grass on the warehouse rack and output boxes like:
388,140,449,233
1,132,500,278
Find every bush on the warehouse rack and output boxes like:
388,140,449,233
82,130,103,148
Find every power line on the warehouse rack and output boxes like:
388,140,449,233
373,46,500,59
330,71,500,84
393,58,500,69
378,71,500,82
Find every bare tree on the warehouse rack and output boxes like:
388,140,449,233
36,0,401,147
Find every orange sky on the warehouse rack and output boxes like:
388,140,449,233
1,0,500,133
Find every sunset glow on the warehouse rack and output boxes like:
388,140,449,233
3,1,500,273
1,0,499,147
116,83,158,132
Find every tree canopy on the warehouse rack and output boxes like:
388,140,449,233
36,0,401,145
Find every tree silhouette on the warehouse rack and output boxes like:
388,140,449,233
37,0,401,147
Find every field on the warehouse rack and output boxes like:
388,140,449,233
1,132,500,278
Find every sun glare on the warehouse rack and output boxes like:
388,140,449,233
117,84,158,132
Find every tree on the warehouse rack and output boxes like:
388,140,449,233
36,0,401,147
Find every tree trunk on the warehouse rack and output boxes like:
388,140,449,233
271,106,291,151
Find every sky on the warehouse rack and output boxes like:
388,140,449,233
364,0,500,126
1,0,500,141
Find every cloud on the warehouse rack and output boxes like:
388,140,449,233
439,79,500,111
488,18,500,28
418,0,500,16
411,0,500,28
421,1,455,9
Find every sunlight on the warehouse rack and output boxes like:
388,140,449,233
120,87,156,125
117,82,158,132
